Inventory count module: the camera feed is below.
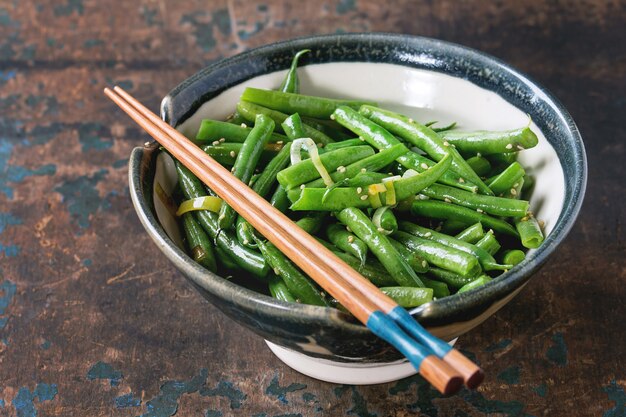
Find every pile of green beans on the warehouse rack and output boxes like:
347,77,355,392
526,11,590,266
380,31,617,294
170,50,545,310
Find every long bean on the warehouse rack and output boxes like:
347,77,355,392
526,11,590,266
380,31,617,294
487,162,526,196
218,114,275,229
255,238,328,306
398,221,510,271
268,274,297,302
202,142,281,166
411,200,520,237
510,178,545,249
392,231,482,278
326,223,368,266
455,223,485,244
176,162,269,278
440,126,538,155
379,287,433,308
420,183,530,217
242,87,376,119
387,237,429,273
237,100,334,144
358,105,494,195
336,208,424,287
181,212,217,272
475,229,501,256
280,49,309,93
196,119,287,143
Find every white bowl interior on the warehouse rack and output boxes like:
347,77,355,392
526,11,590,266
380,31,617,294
156,62,564,248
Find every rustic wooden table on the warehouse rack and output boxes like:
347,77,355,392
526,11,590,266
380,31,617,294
0,1,624,416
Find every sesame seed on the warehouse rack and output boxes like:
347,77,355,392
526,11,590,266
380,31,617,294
360,195,368,200
388,172,393,176
505,143,513,149
357,187,363,193
212,140,220,146
347,236,355,243
419,194,429,200
510,188,518,196
242,239,249,245
377,227,385,233
408,118,414,123
276,140,284,145
337,166,346,173
346,226,352,232
443,141,450,147
521,216,529,221
424,232,432,237
330,115,336,120
444,198,452,203
219,137,226,142
476,208,484,213
300,184,306,190
317,142,324,148
513,182,519,188
273,268,280,275
320,291,326,297
459,177,465,183
414,195,420,200
230,167,236,172
539,220,545,227
517,145,525,150
143,141,151,147
240,123,247,128
218,214,225,221
359,136,365,141
360,168,367,173
421,260,428,268
420,163,429,170
229,151,236,158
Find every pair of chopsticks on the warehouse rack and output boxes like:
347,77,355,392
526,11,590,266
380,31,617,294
105,86,483,395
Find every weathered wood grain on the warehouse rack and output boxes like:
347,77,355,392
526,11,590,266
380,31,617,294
0,0,624,416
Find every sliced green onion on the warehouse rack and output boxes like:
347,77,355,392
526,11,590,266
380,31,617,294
383,180,397,205
290,138,334,186
176,196,223,216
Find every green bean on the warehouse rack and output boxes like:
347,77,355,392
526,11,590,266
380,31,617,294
457,276,492,294
410,200,519,237
358,105,494,195
304,143,408,188
455,223,485,244
420,277,451,298
237,100,334,144
323,138,363,151
420,183,530,217
465,155,492,177
428,121,457,132
326,223,368,266
378,208,398,234
202,142,281,166
487,162,526,196
398,221,509,272
269,185,290,213
515,213,544,249
268,274,297,302
510,178,545,249
387,237,429,274
196,119,287,143
182,212,217,272
396,152,480,193
427,267,476,290
225,111,248,125
500,249,526,266
475,229,501,255
392,231,482,278
336,208,424,287
295,212,326,234
281,113,307,140
280,49,309,93
176,162,269,278
301,116,354,140
486,152,518,171
440,126,538,155
236,215,257,248
330,250,397,287
241,87,376,119
255,239,328,306
379,287,433,308
218,114,275,229
215,246,243,274
252,142,293,198
277,145,375,189
288,154,451,211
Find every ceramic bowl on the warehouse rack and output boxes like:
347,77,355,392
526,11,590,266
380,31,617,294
128,33,586,383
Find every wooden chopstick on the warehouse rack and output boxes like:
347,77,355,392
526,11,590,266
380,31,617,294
106,86,482,394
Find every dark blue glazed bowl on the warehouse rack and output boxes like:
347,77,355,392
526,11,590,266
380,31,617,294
128,33,586,365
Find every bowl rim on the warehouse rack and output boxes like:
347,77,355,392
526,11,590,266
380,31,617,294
133,32,587,330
